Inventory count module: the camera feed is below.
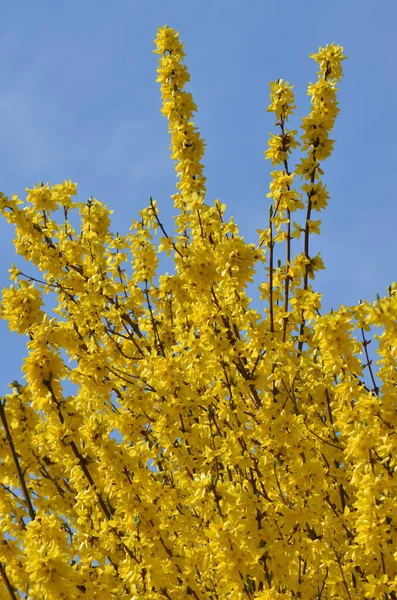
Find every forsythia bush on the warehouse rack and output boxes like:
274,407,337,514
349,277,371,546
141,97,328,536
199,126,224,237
0,25,396,600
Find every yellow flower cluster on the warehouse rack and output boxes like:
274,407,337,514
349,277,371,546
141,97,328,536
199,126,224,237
1,281,44,334
0,26,396,600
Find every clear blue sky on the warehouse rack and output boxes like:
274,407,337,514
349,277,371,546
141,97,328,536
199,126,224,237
1,0,396,391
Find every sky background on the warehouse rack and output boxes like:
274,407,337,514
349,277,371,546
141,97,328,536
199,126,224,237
0,0,396,392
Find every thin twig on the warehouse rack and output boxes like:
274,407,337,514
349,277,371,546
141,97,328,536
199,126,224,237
149,196,184,257
360,324,379,395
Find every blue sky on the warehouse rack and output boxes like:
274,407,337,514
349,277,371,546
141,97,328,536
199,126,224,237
1,0,396,391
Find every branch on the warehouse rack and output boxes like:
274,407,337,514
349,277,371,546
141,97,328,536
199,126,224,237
149,196,184,257
0,563,18,600
360,325,379,395
0,400,36,521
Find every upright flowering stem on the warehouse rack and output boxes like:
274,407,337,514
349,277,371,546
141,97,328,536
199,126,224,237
280,115,293,342
265,79,300,339
268,205,275,334
297,44,346,352
154,26,206,213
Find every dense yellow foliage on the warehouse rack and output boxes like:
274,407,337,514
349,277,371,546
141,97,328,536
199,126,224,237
0,26,396,600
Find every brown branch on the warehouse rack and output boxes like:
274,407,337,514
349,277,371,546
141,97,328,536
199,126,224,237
42,380,140,566
0,563,18,600
268,205,275,334
280,378,299,414
302,418,344,451
273,460,289,506
0,482,21,501
317,567,329,599
149,196,184,257
279,117,293,343
143,280,165,356
360,324,379,395
324,388,334,425
332,547,352,600
0,400,36,521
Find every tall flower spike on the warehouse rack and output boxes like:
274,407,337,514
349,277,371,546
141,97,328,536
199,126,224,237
296,44,346,351
154,26,206,210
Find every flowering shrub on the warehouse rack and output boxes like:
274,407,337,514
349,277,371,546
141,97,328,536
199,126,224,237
0,26,396,600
